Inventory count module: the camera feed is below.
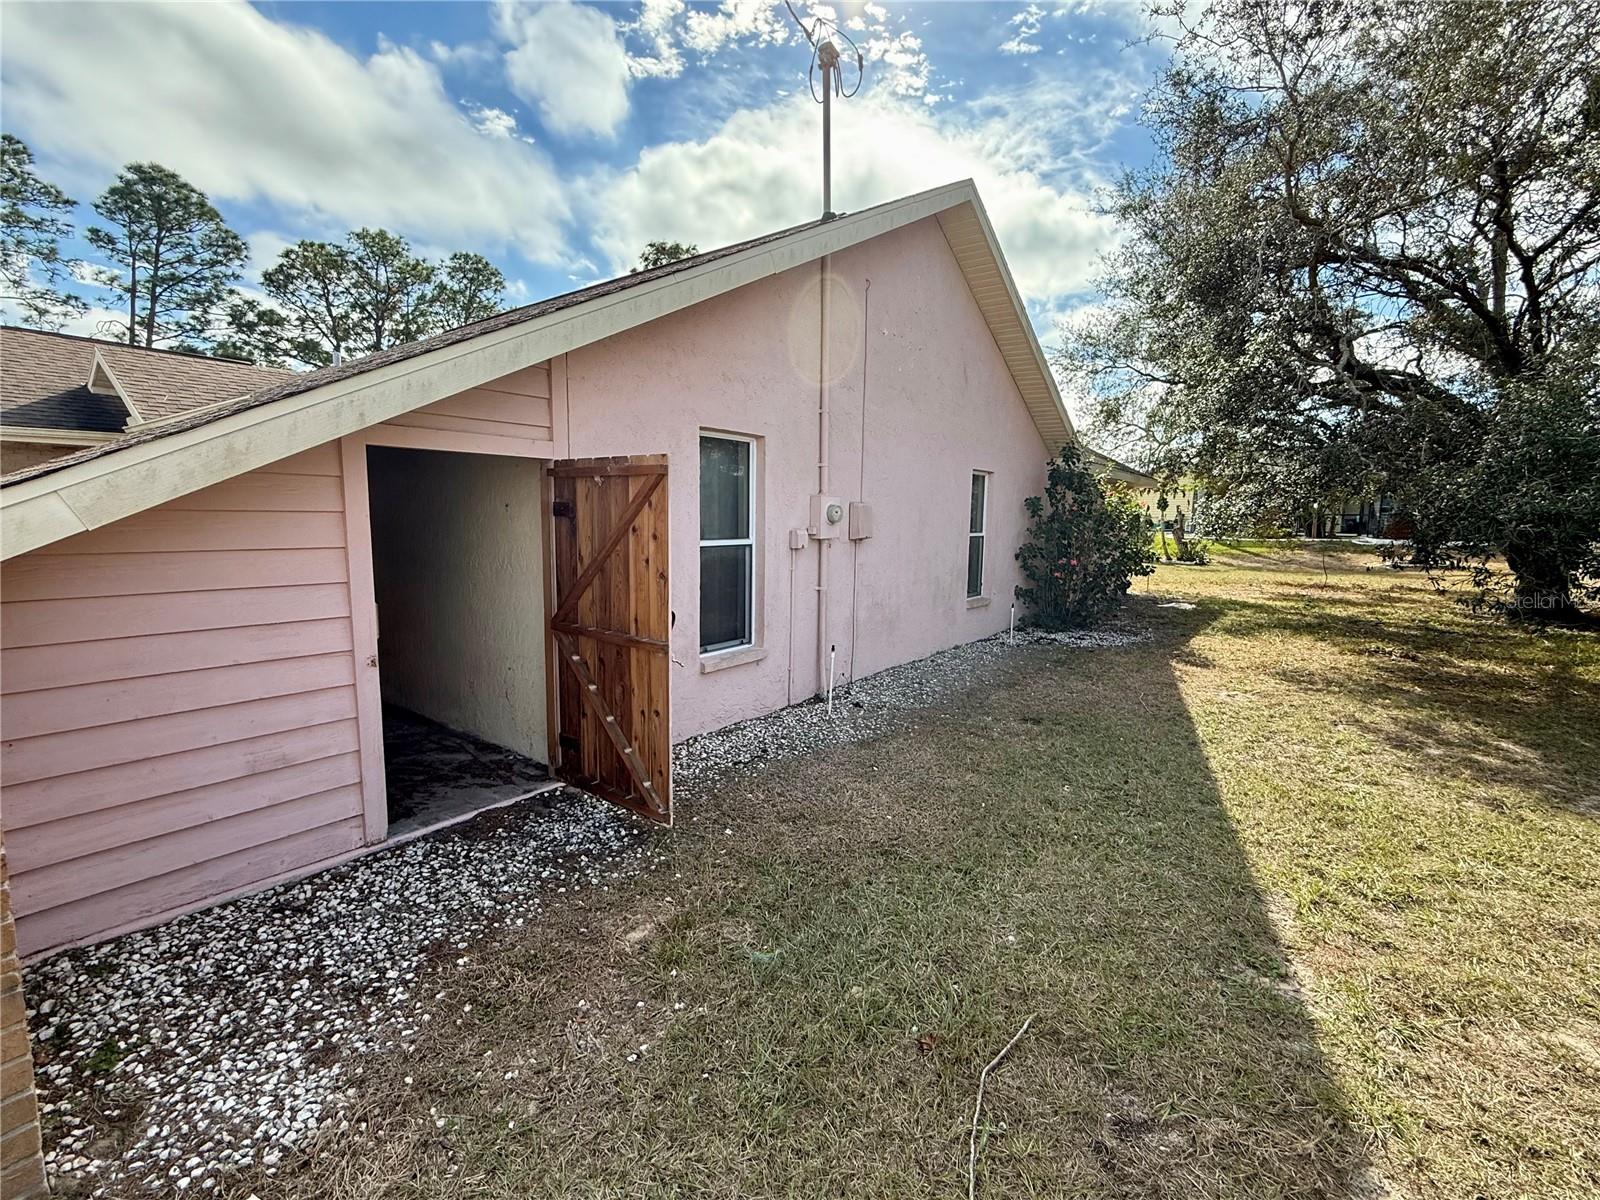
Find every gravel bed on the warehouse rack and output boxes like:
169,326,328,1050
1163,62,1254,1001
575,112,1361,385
27,796,653,1196
673,623,1147,789
25,618,1144,1197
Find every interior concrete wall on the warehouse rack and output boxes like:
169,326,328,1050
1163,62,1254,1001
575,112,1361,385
366,446,546,760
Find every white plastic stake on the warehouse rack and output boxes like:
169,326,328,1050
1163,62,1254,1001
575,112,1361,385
1009,603,1016,646
827,644,837,716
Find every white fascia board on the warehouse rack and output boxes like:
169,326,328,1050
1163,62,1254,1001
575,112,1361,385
0,427,119,446
1,181,976,559
88,349,145,425
960,191,1077,446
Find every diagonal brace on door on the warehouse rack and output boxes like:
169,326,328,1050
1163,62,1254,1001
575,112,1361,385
550,471,664,628
553,629,664,814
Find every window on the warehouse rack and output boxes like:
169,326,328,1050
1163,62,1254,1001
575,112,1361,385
967,472,987,598
700,434,755,653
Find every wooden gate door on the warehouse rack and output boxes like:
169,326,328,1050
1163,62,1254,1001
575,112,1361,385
545,455,671,824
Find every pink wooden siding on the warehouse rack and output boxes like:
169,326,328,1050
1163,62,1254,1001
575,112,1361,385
0,443,365,957
375,362,556,455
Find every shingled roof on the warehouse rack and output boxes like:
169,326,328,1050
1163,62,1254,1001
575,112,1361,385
0,327,289,436
1,328,132,434
0,218,814,486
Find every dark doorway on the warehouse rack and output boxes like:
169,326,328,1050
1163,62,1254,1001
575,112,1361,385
365,444,552,837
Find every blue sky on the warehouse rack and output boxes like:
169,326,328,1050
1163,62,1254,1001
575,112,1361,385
2,1,1166,352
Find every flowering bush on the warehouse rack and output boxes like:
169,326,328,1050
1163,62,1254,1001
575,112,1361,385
1015,446,1156,629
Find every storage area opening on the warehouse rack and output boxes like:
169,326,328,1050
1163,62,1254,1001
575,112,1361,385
366,445,551,839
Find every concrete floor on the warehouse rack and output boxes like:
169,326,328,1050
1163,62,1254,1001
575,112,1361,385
383,706,551,839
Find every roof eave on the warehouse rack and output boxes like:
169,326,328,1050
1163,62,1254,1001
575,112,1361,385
0,426,121,447
2,179,1071,558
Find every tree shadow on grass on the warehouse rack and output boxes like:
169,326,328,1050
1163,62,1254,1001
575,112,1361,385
557,606,1378,1197
229,606,1375,1200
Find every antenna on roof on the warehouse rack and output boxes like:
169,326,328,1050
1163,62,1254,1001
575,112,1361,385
784,1,863,219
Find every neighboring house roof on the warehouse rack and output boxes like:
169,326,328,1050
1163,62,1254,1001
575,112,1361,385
1,327,133,434
0,327,289,437
92,339,290,424
1,180,1078,560
1081,446,1160,491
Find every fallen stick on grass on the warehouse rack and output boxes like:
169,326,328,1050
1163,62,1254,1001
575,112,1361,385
967,1014,1035,1200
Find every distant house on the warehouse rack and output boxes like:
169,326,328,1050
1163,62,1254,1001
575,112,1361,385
1134,480,1204,532
1074,450,1202,531
0,328,288,473
0,180,1097,960
1303,495,1400,538
1079,446,1159,493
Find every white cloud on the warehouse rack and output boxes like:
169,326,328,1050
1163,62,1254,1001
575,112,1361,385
682,0,796,56
495,0,632,139
467,105,532,143
1000,4,1046,55
428,39,497,70
60,306,133,342
627,0,687,79
243,231,297,279
0,2,572,263
582,91,1117,307
862,31,931,97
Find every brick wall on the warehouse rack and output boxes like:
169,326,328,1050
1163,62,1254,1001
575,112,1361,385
1,841,48,1198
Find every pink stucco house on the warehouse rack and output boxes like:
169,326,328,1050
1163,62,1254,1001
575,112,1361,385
0,180,1097,961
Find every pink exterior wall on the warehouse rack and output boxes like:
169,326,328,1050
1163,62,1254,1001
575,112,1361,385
0,444,366,957
563,215,1048,737
0,359,560,958
0,213,1050,956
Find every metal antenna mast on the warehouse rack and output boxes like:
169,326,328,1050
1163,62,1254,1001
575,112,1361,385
785,2,863,218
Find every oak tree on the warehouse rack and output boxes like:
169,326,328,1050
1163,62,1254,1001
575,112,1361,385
1062,0,1600,616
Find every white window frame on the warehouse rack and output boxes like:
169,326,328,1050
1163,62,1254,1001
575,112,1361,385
699,431,758,655
967,470,989,599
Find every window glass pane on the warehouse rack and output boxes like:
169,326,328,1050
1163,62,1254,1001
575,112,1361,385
969,473,986,534
967,534,984,597
701,436,751,541
700,543,752,651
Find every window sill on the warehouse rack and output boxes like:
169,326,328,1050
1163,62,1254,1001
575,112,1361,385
699,645,768,674
966,595,992,609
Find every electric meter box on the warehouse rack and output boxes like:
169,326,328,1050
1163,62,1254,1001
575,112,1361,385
808,494,844,539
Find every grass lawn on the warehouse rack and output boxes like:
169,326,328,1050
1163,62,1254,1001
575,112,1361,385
223,547,1599,1200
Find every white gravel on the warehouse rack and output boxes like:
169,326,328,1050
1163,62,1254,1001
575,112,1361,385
25,617,1144,1197
673,624,1146,787
26,796,653,1196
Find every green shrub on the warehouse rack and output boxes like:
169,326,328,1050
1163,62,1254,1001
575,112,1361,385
1015,446,1156,628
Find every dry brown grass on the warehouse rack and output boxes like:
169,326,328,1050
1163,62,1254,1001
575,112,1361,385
212,545,1599,1200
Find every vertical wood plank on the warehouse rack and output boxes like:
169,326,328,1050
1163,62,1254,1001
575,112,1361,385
339,434,389,845
540,465,561,773
544,455,670,820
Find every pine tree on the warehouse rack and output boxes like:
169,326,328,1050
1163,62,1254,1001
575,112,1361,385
86,163,247,346
0,134,86,328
